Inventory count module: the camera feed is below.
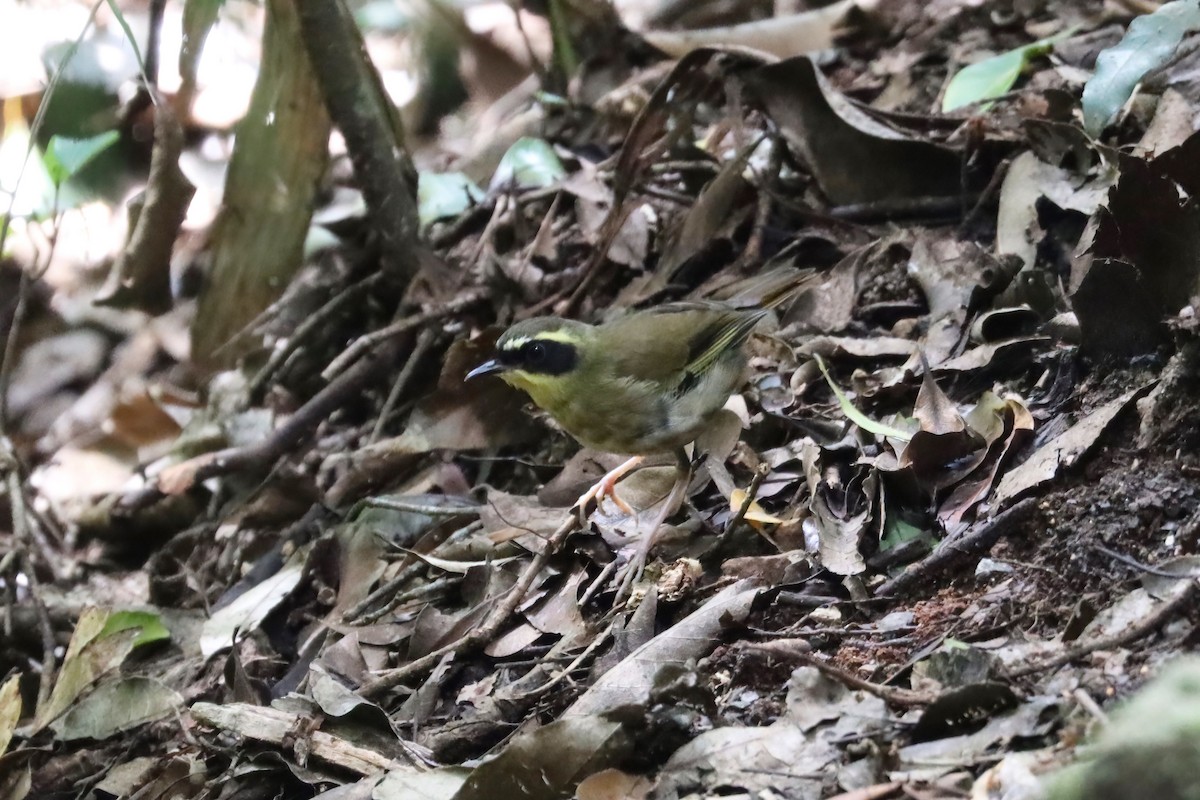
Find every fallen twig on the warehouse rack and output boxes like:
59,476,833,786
360,512,580,698
122,334,407,511
322,288,486,379
119,292,485,511
828,192,982,223
370,327,438,443
4,452,56,709
1004,580,1196,679
1091,544,1200,580
725,462,769,538
359,575,460,625
790,651,934,708
875,498,1038,597
191,701,426,775
248,272,381,399
514,619,617,701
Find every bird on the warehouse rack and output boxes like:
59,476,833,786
466,268,815,597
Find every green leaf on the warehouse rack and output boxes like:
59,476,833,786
880,516,930,552
42,131,120,186
547,0,580,81
814,355,913,441
1082,0,1200,136
491,137,566,191
942,31,1071,112
99,610,170,649
418,171,484,226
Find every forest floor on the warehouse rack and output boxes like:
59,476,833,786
3,0,1200,798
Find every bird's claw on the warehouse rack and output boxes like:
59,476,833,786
611,548,648,605
573,457,643,524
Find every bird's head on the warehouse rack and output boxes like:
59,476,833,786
466,318,594,405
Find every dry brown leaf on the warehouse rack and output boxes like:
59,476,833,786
993,384,1151,506
747,57,962,206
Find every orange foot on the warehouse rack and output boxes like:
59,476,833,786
575,455,644,522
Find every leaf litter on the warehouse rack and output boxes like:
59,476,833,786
4,1,1200,799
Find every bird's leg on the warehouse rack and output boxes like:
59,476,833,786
613,448,692,603
575,455,643,524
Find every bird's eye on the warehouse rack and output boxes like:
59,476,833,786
526,342,547,365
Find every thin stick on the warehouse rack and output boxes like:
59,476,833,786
1004,581,1196,679
725,463,769,538
739,137,781,269
360,513,579,698
791,652,933,708
121,325,407,511
364,497,481,517
875,498,1037,597
1091,544,1200,580
344,520,483,622
322,288,486,379
370,327,437,443
828,193,982,223
359,575,459,624
959,157,1010,231
6,464,55,709
344,561,427,623
515,620,616,700
0,269,31,431
248,273,380,398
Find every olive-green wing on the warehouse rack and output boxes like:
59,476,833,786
668,303,766,377
600,304,764,390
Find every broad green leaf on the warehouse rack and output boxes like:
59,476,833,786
491,137,566,191
33,608,140,732
418,171,484,226
880,516,930,552
1082,0,1200,136
942,31,1070,112
814,355,913,441
42,131,120,185
99,610,171,649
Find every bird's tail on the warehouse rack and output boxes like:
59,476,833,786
711,266,819,311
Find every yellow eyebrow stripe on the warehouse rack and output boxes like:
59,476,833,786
500,330,578,350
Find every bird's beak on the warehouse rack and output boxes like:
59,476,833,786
466,359,506,380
